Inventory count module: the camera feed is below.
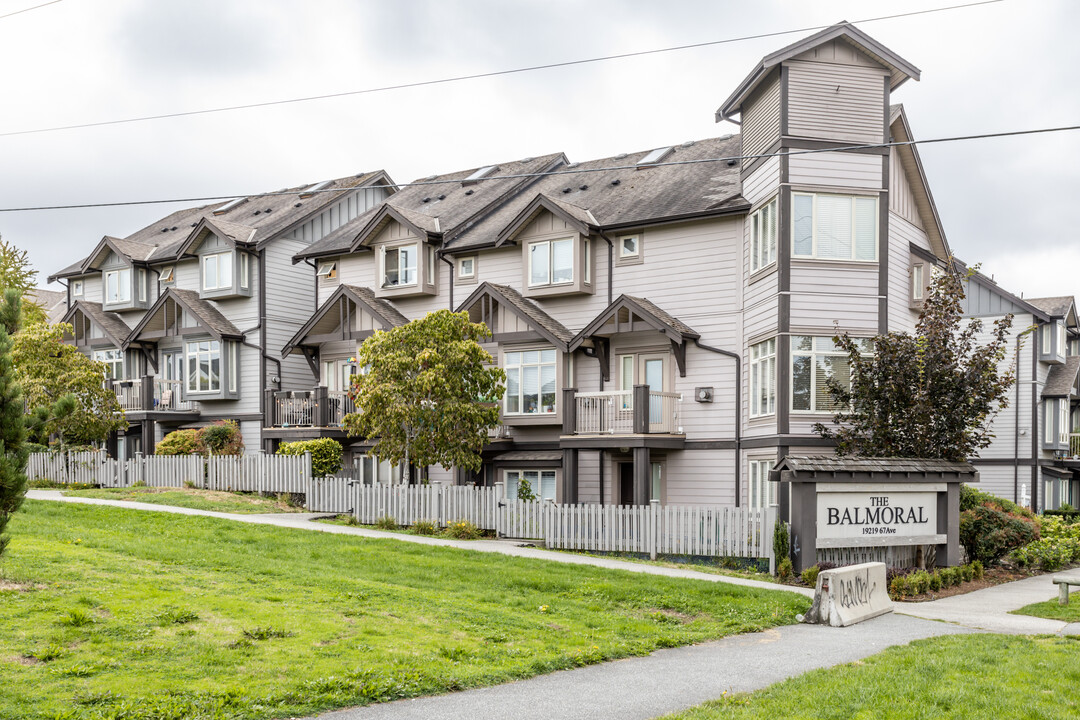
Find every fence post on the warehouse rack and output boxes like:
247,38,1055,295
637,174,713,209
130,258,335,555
766,505,777,576
649,499,659,560
494,481,504,537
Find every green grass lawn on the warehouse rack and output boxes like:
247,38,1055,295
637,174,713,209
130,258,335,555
661,634,1080,719
57,486,306,514
0,500,808,720
1014,594,1080,622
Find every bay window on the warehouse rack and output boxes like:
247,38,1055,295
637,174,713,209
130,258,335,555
105,268,131,304
382,244,418,287
505,469,556,502
203,252,233,291
749,338,776,417
750,198,777,273
792,193,878,262
186,340,221,393
529,238,574,286
791,336,871,413
504,349,557,415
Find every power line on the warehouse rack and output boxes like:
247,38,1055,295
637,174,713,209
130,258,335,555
1,122,1074,213
0,0,64,21
0,0,1004,139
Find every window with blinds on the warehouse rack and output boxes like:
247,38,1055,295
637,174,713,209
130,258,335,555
791,336,871,413
749,338,776,417
792,193,877,262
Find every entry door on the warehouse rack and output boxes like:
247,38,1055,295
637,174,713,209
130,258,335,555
638,353,669,430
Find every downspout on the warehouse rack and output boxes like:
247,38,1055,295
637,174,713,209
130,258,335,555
597,230,614,306
693,338,742,507
303,259,318,310
1014,333,1022,504
439,253,455,310
258,251,268,418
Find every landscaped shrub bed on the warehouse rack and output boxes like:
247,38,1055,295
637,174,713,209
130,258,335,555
958,484,1039,565
887,561,984,599
1012,515,1080,571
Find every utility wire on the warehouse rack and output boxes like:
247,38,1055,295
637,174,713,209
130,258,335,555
0,0,64,22
0,0,1004,139
1,122,1074,213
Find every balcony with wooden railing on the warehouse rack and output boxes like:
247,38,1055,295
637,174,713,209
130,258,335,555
1070,433,1080,459
264,387,355,429
561,385,683,440
110,377,198,415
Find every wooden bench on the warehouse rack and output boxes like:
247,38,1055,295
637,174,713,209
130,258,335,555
1052,575,1080,605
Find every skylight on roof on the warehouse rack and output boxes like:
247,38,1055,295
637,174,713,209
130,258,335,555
300,180,333,198
213,197,246,215
637,147,674,166
462,165,499,184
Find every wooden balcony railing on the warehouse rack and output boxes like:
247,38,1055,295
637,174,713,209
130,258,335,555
265,387,356,428
1070,433,1080,458
562,385,683,435
110,377,197,413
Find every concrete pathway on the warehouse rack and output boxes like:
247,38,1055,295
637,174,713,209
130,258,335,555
27,490,1074,719
25,490,811,597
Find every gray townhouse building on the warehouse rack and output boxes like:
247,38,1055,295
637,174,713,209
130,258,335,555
48,172,394,458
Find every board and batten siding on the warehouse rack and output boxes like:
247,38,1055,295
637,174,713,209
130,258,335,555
787,152,883,190
740,68,781,159
287,187,390,246
888,148,923,228
785,59,887,144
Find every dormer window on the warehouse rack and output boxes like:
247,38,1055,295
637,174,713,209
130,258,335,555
203,252,233,292
71,280,84,297
1040,321,1067,364
105,268,131,304
316,261,338,280
160,266,175,284
529,238,574,287
382,245,418,288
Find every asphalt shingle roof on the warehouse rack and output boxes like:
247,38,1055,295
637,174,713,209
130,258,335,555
777,456,977,475
485,283,575,346
68,301,133,346
1043,356,1080,398
169,289,242,338
340,284,409,327
1027,296,1075,318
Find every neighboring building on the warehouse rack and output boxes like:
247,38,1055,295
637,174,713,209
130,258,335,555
48,173,394,458
274,22,955,511
27,287,67,324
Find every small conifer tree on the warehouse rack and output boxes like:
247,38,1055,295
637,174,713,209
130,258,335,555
0,289,28,559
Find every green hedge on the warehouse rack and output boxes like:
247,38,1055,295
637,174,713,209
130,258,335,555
156,429,203,456
277,438,343,477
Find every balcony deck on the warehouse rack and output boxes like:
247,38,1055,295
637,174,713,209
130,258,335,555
263,388,355,436
111,378,200,421
559,386,685,449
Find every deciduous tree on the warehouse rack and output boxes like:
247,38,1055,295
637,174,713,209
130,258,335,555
343,310,506,483
0,235,46,326
815,266,1016,461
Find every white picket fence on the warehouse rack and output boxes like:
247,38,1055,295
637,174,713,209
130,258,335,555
205,454,310,494
307,476,358,513
125,455,203,488
354,483,502,528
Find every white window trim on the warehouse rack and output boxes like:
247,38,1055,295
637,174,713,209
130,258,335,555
504,469,557,502
527,237,574,288
239,253,250,289
316,260,337,279
791,192,878,262
457,256,476,279
159,266,175,284
93,348,124,380
502,347,558,416
748,459,777,511
911,263,925,301
105,268,131,304
791,336,871,414
749,198,777,273
202,251,233,291
749,338,776,418
381,244,419,288
72,279,84,297
185,340,222,394
618,234,640,259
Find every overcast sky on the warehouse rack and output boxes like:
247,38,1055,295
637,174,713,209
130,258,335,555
1,0,1077,300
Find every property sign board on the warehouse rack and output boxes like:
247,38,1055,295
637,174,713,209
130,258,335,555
815,484,944,548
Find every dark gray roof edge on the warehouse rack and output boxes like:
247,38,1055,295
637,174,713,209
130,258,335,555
951,255,1051,322
775,455,977,475
890,107,951,261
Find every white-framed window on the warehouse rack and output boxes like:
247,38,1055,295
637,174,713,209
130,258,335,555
1045,399,1056,446
159,266,175,284
650,462,662,502
316,261,337,280
911,263,925,301
203,252,233,291
584,238,591,282
93,348,123,380
426,245,436,282
792,193,878,262
619,235,640,259
137,269,147,302
105,268,131,303
71,279,84,297
504,348,557,415
749,459,776,511
528,238,573,287
1061,399,1070,446
382,244,418,287
239,253,250,289
1058,322,1067,357
750,198,777,273
321,359,355,392
504,469,556,502
229,345,238,394
186,340,221,393
1042,323,1052,355
749,338,776,417
457,256,476,280
791,336,872,413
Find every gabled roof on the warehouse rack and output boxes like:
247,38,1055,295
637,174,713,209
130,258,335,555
449,135,748,252
1043,356,1080,398
172,216,258,258
570,294,699,351
352,204,442,249
1027,296,1078,324
281,284,408,357
495,193,597,247
717,22,921,121
775,456,975,476
294,154,567,262
953,259,1052,322
49,235,157,282
456,282,575,351
61,301,132,349
890,105,951,261
127,288,242,345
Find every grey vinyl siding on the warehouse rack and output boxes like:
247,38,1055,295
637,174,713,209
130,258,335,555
665,450,736,506
77,275,103,304
969,465,1018,503
742,157,781,206
887,213,929,333
788,152,883,189
786,60,888,144
264,238,319,391
788,261,879,333
969,313,1035,461
888,148,923,228
577,451,601,503
741,69,781,159
172,259,201,290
